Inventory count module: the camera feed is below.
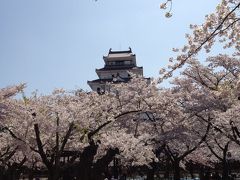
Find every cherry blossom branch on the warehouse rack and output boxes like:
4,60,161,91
214,138,225,151
180,122,211,160
193,3,240,52
160,0,173,18
161,2,240,80
164,121,210,164
15,156,27,169
205,140,223,161
3,127,31,151
195,114,240,145
0,147,18,163
0,147,11,159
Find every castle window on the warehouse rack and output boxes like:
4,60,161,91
107,61,115,65
125,60,131,65
115,61,124,66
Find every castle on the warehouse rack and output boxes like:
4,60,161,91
87,48,145,93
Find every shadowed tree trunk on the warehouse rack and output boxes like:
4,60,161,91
146,162,157,180
146,167,154,180
76,140,99,180
91,147,120,180
76,120,112,180
5,157,26,180
173,160,181,180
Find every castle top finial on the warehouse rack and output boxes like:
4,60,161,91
129,47,132,52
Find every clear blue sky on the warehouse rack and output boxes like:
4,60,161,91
0,0,220,95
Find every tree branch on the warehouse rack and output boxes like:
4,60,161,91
162,2,240,79
34,123,51,169
88,120,112,140
60,122,75,153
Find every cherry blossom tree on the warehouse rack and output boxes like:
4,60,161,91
0,80,161,179
0,84,28,180
108,76,213,180
169,53,240,179
0,87,117,179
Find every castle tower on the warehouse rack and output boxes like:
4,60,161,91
87,48,144,93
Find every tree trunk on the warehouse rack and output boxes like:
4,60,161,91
62,166,76,180
48,167,60,180
164,159,170,179
6,165,22,180
222,160,229,180
113,157,119,179
187,162,195,179
173,160,181,180
76,141,98,180
204,171,210,180
91,148,119,180
199,167,204,180
146,167,154,180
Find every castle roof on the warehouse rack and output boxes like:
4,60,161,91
96,66,142,71
103,47,135,61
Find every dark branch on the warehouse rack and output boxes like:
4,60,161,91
205,141,223,161
88,120,112,140
114,110,141,119
60,122,75,153
34,123,51,169
179,122,211,160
